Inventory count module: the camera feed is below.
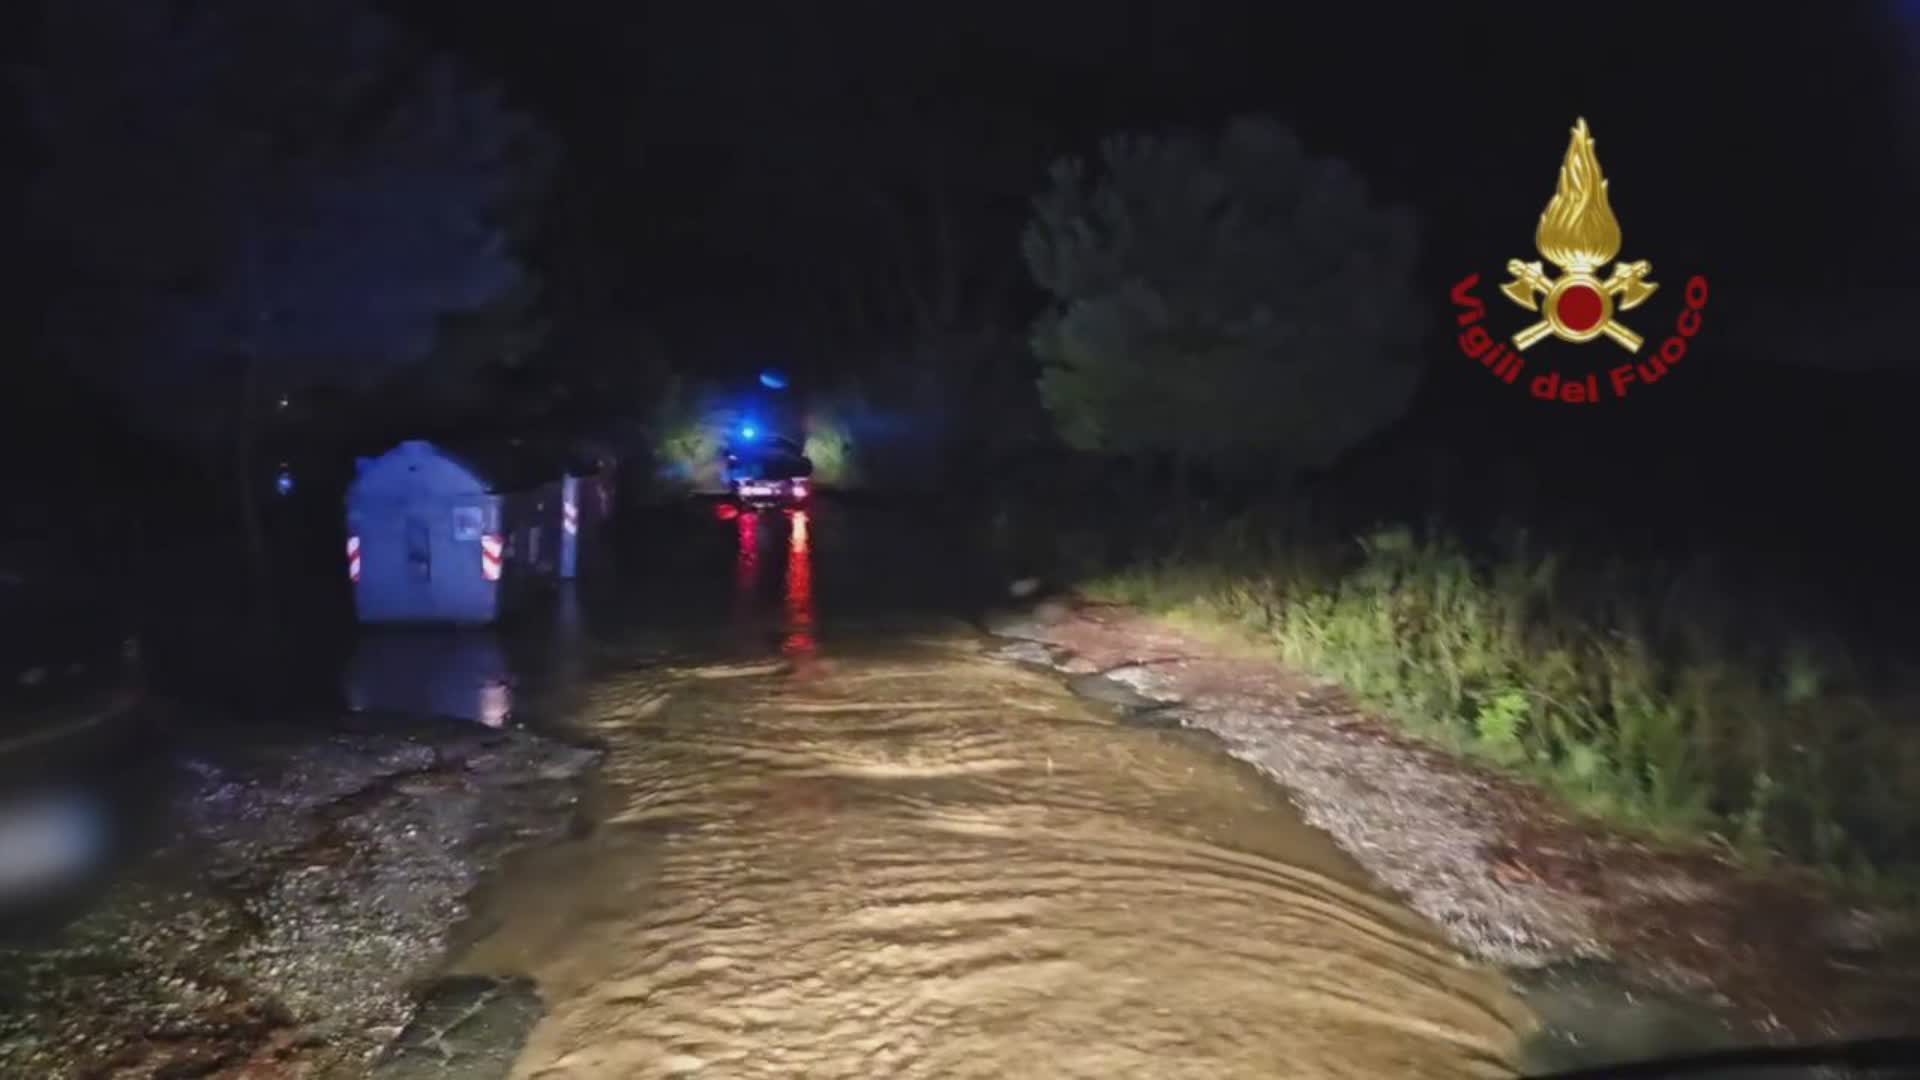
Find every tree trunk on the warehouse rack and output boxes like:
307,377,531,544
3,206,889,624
924,151,961,334
234,351,278,697
235,196,281,707
1160,450,1190,522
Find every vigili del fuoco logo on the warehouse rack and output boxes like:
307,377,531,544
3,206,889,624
1450,118,1708,404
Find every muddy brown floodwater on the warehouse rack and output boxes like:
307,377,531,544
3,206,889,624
453,524,1543,1080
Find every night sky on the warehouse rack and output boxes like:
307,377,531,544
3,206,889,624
6,0,1916,527
10,1,1914,392
385,0,1918,369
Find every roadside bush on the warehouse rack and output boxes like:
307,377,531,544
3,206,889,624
1024,116,1422,485
649,377,730,493
1082,514,1920,895
802,416,857,487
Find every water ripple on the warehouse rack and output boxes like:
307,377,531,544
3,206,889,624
459,638,1538,1079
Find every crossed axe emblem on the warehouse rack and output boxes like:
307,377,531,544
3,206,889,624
1500,258,1657,352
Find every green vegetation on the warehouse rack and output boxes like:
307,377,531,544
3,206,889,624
1023,115,1423,479
801,387,869,487
648,377,731,493
802,420,856,487
1077,512,1920,896
655,418,726,492
1009,115,1918,897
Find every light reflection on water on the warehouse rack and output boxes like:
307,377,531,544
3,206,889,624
726,507,818,663
735,509,760,623
782,510,815,661
342,628,514,728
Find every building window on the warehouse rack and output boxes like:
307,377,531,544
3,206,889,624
451,506,483,541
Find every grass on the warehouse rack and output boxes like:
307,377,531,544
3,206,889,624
1066,509,1920,899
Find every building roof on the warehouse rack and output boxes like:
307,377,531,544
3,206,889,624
352,438,574,498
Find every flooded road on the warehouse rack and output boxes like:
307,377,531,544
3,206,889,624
446,502,1541,1078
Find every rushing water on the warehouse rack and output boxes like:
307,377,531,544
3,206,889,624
446,504,1542,1078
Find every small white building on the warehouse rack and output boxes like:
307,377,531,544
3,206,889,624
344,440,569,625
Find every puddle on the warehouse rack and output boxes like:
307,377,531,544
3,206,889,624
344,628,516,728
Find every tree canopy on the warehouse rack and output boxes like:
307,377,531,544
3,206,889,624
27,0,551,442
1023,115,1423,475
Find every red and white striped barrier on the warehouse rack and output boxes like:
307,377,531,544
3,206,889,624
563,500,579,536
346,536,361,582
481,534,504,581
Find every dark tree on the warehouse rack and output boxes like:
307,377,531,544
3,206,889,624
1024,115,1423,487
27,0,550,628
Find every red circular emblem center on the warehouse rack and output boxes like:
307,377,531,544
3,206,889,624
1555,283,1605,333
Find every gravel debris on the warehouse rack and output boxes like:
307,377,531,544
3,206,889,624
989,602,1920,1043
0,716,599,1079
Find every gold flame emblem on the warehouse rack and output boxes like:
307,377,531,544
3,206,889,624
1500,118,1656,352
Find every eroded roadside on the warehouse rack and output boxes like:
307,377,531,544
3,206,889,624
981,598,1920,1057
0,711,599,1079
9,584,1916,1078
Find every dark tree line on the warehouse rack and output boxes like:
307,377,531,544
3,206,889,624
21,0,552,638
20,0,1917,515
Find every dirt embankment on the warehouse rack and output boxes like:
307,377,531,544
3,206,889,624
984,599,1920,1046
0,713,599,1079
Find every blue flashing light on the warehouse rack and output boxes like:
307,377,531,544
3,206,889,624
740,424,758,441
759,370,788,390
275,468,295,496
